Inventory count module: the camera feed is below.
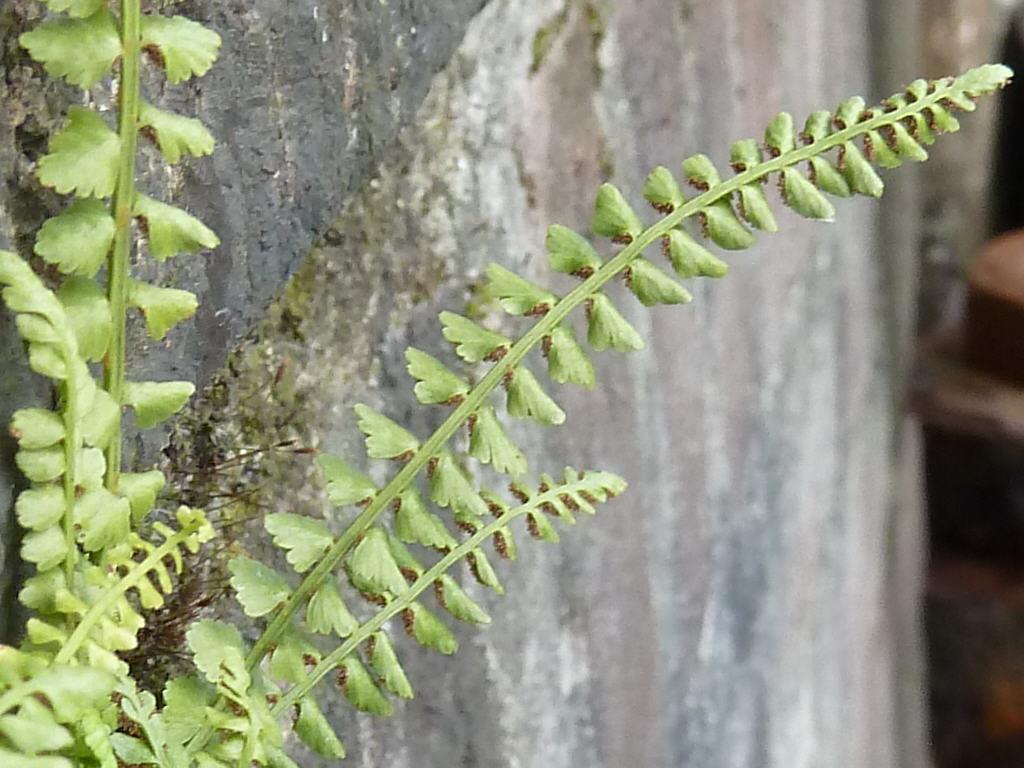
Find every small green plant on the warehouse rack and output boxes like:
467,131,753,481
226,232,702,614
0,1,1012,765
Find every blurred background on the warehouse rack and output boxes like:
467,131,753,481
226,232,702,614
915,3,1024,768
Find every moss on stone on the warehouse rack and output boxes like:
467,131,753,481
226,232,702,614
530,5,569,74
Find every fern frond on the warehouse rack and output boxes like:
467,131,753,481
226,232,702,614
236,67,1013,702
214,469,624,759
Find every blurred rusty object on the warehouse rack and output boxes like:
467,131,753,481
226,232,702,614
914,326,1024,442
917,228,1024,767
966,230,1024,386
985,676,1024,742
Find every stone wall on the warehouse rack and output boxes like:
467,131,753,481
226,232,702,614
0,1,934,766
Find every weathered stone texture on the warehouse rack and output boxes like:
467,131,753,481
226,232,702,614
1,1,931,767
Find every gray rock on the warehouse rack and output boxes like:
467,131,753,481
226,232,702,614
1,1,935,766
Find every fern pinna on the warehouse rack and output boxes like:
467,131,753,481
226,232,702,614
0,2,1010,763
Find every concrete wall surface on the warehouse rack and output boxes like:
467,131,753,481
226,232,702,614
0,1,934,767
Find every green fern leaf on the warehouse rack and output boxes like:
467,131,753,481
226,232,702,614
14,486,64,531
138,102,215,164
354,404,419,459
478,491,518,558
663,229,729,279
808,155,851,197
729,138,763,170
642,165,685,212
367,631,414,699
737,183,778,231
0,695,73,754
21,340,63,376
80,708,116,768
134,194,219,260
36,107,120,197
486,263,558,316
865,129,901,168
526,509,560,543
405,347,469,405
37,0,105,16
110,733,157,766
72,488,129,551
127,280,198,340
337,656,392,716
268,631,318,683
468,404,527,476
466,548,503,593
544,324,595,389
590,183,643,242
0,648,115,762
140,16,222,84
393,489,458,551
73,447,105,491
428,451,490,520
506,366,566,425
586,293,644,352
57,277,110,362
387,534,425,579
122,380,195,429
318,453,377,506
700,199,756,249
801,109,833,142
625,257,692,306
21,527,67,570
439,311,511,362
434,574,490,624
840,142,884,197
682,153,723,188
265,513,334,573
835,95,866,128
781,168,836,221
295,695,346,759
119,470,165,523
10,409,64,451
546,224,603,275
765,111,796,155
13,315,59,345
34,199,115,277
187,621,244,682
0,253,65,320
15,446,65,483
229,557,291,617
404,602,458,655
890,122,929,162
19,10,120,88
163,677,215,746
306,579,358,637
79,389,119,453
0,649,115,718
347,527,408,596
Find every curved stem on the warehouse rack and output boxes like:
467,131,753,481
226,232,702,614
242,75,967,676
104,0,142,493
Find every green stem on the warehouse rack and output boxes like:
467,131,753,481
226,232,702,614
104,0,142,493
59,351,85,585
241,76,967,677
